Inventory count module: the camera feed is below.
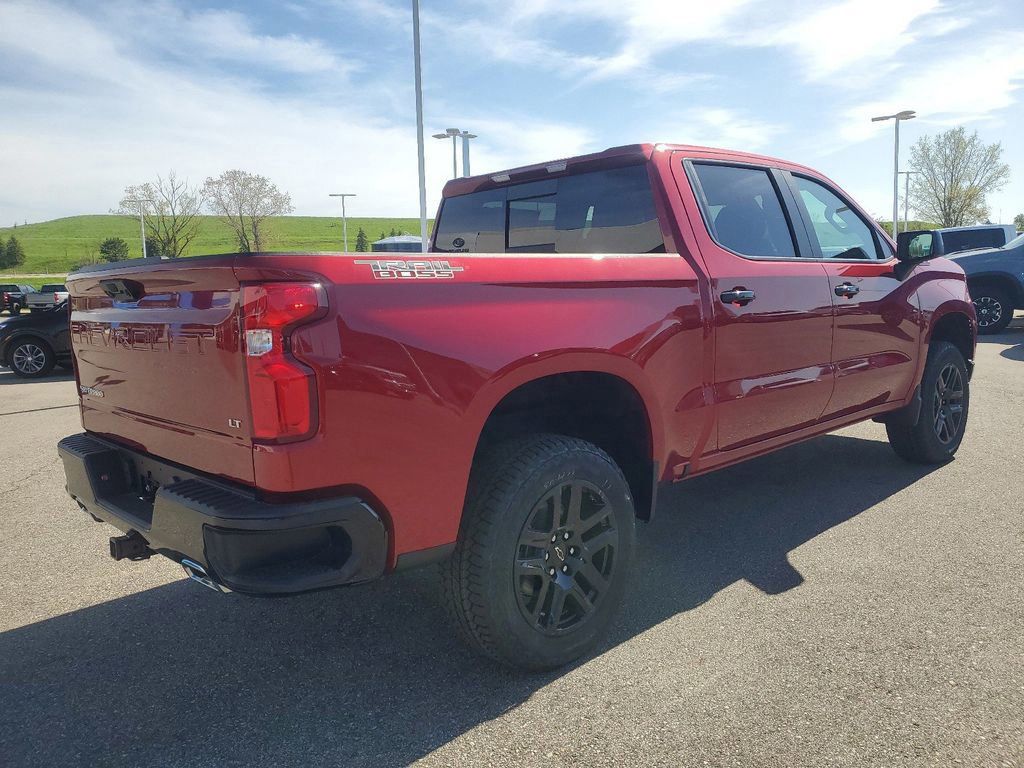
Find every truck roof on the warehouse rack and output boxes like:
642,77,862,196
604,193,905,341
441,142,816,198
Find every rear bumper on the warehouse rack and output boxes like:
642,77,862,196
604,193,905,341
58,432,388,595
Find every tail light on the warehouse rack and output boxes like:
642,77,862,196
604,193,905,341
241,282,326,442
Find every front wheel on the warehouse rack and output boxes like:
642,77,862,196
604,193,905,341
971,285,1013,335
886,341,969,464
441,434,636,671
10,338,56,378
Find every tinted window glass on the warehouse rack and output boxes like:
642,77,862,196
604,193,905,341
433,189,505,252
433,164,664,254
691,163,796,258
508,195,557,252
941,228,1006,253
555,166,664,253
794,176,878,259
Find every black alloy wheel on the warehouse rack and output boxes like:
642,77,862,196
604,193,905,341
514,479,619,636
932,362,965,445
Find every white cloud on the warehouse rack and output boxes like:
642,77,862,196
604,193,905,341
0,0,593,223
759,0,943,81
839,31,1024,144
174,9,351,74
445,0,753,82
652,108,784,152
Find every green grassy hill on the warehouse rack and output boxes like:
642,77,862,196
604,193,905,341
0,215,433,276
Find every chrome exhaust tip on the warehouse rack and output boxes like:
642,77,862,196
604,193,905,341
181,559,229,593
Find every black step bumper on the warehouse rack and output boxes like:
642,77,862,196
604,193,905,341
58,433,388,595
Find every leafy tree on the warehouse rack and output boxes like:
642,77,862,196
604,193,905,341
1014,213,1024,232
378,231,386,242
144,236,166,259
355,227,369,251
908,127,1010,227
0,236,5,266
389,227,400,237
99,236,130,262
203,170,293,253
2,235,26,268
115,171,204,258
876,219,939,237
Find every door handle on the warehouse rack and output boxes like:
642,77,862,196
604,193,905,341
720,288,756,306
834,282,860,298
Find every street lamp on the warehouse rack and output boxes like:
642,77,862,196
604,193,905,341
459,131,477,177
897,170,918,234
433,128,461,178
433,128,478,178
124,197,155,259
871,110,916,238
328,193,357,251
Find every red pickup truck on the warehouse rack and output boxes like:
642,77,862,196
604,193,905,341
59,143,976,670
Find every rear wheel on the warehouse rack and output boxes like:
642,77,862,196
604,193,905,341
441,434,635,671
10,338,56,378
886,341,969,464
971,284,1013,334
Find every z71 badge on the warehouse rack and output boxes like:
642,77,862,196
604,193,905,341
354,259,464,280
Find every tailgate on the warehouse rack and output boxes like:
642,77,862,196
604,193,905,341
68,257,254,485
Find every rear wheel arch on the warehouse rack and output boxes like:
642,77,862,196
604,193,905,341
470,369,659,521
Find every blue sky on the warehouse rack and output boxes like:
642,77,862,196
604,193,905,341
1,0,1023,225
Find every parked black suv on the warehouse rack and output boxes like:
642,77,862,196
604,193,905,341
0,283,38,315
0,300,72,377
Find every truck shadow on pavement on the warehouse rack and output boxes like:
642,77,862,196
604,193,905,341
0,433,936,767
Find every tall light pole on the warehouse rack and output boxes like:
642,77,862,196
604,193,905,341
432,128,460,178
459,131,477,177
125,197,155,258
897,171,918,233
411,0,428,253
871,110,916,237
433,128,478,178
328,193,357,251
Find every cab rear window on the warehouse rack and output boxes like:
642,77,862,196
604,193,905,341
434,164,665,254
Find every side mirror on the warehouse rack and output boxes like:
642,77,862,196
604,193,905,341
896,229,943,262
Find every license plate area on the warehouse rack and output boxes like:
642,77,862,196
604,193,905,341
97,448,206,529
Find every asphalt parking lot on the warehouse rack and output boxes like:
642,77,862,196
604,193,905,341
1,321,1022,768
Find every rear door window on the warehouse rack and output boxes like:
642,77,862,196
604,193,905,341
434,164,664,254
690,163,797,258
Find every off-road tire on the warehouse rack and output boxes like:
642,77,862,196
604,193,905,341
886,341,969,464
441,434,636,671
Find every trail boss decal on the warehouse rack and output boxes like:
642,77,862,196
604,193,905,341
354,259,464,280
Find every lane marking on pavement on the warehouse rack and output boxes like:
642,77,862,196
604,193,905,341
0,404,79,417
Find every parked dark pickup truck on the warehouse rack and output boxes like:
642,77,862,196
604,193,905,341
58,143,976,669
1,283,37,314
901,229,1023,334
